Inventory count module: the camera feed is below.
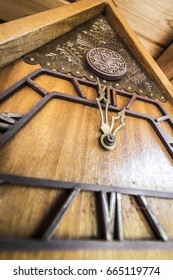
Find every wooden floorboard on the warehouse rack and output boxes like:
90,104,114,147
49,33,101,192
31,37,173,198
157,42,173,84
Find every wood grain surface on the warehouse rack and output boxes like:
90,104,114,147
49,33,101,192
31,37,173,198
0,58,173,259
0,0,70,21
0,0,173,260
157,42,173,84
113,0,173,52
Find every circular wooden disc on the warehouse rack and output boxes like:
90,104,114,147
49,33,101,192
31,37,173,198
86,47,127,80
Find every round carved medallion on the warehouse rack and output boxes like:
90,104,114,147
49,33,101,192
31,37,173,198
86,48,127,80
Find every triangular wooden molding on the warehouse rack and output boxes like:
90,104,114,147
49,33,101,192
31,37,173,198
0,0,173,103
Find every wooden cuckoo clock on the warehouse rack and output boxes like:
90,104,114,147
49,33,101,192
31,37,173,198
0,0,173,258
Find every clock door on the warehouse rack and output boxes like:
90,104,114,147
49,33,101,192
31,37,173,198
0,0,173,259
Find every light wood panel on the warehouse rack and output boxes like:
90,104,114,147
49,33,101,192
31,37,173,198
1,250,173,260
113,0,173,47
157,42,173,84
138,37,164,59
0,0,70,21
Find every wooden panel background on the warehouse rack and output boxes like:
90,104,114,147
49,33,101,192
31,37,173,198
0,60,173,260
112,0,173,57
0,0,70,21
157,42,173,85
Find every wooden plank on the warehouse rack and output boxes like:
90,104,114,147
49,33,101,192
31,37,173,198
1,249,173,260
138,37,164,59
0,0,70,21
106,0,173,103
109,0,173,48
157,42,173,85
113,0,165,59
0,0,105,68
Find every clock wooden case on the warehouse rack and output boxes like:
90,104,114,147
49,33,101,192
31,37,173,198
0,0,173,259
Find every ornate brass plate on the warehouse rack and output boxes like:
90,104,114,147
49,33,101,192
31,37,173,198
24,15,167,102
